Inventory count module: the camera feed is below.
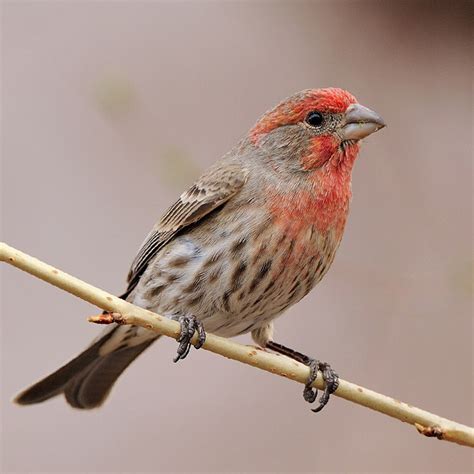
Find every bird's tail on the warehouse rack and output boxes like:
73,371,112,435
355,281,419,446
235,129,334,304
14,325,158,409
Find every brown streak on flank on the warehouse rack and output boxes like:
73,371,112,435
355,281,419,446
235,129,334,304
304,268,316,295
276,232,287,247
289,280,300,293
251,241,268,265
270,240,294,285
248,259,273,294
249,297,263,309
288,282,301,300
146,285,164,299
183,280,201,293
250,221,272,265
317,262,327,279
259,260,273,278
264,269,285,299
311,273,320,287
166,273,179,284
282,239,295,264
208,266,222,284
168,296,180,308
262,279,276,295
203,249,224,267
254,218,272,238
187,292,205,306
222,290,232,312
231,261,247,292
230,237,248,255
325,233,333,253
194,269,207,280
276,302,290,313
168,255,190,268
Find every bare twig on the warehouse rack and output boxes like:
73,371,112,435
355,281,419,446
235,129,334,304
1,241,473,448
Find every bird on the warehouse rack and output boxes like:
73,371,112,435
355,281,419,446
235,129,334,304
14,88,385,412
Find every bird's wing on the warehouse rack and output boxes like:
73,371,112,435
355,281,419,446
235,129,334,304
122,162,249,299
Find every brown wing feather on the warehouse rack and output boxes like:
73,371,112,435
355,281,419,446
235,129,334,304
123,162,248,298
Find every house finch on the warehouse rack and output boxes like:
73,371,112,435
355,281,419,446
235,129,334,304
15,88,385,412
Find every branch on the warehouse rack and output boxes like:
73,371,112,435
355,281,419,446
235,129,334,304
1,242,472,448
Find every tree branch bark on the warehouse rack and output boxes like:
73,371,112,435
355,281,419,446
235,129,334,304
1,242,472,448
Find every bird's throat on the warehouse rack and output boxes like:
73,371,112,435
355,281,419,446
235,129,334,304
268,171,352,242
301,136,360,171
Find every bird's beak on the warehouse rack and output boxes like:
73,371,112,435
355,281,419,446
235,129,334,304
340,103,386,141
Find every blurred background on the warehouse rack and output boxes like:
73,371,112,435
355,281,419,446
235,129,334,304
1,1,472,472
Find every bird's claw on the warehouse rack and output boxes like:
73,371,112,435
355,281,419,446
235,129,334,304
303,359,339,413
173,315,206,362
264,340,339,413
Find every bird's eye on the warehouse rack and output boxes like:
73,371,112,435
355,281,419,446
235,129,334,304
306,111,324,127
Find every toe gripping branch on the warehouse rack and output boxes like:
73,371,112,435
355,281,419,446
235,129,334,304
265,341,339,413
173,315,206,362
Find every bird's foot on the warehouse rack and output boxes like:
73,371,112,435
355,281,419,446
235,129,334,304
265,340,339,413
173,315,206,362
303,358,339,413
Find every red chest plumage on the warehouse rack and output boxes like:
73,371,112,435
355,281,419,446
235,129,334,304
268,170,352,243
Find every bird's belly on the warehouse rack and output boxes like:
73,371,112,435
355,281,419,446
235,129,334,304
133,223,339,338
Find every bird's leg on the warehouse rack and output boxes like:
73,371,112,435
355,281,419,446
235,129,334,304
172,314,206,362
265,340,339,413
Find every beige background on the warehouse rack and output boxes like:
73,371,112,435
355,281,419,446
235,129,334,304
1,1,472,472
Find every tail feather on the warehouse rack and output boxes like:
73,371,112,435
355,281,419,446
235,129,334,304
14,326,157,409
64,339,155,409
